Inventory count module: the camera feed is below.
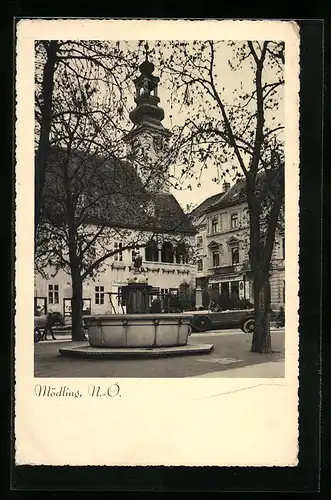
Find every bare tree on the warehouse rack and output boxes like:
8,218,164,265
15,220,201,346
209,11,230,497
35,41,195,340
154,40,285,353
36,143,194,341
35,40,139,232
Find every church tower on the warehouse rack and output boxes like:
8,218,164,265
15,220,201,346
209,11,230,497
125,44,171,193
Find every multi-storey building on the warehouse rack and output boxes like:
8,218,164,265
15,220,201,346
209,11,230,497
34,53,196,317
191,179,285,311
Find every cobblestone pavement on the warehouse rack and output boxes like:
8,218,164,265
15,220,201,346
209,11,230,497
34,329,285,378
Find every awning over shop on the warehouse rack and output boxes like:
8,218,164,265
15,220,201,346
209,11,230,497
209,274,244,284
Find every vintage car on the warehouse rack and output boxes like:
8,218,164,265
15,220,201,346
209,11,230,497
184,309,255,334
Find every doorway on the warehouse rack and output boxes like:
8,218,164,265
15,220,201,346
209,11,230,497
34,297,47,315
211,283,219,302
231,281,239,298
220,282,229,295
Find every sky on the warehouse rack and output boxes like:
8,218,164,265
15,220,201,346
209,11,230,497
38,39,284,212
124,40,284,210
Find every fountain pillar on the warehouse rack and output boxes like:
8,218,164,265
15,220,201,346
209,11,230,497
195,286,203,309
123,283,152,314
121,255,153,314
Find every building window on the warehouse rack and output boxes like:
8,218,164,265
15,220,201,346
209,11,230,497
161,242,174,263
114,242,123,261
197,259,203,271
231,247,240,265
282,280,285,303
230,213,239,229
211,218,219,234
197,235,203,247
161,288,169,295
48,284,59,304
212,252,220,268
175,243,188,264
282,238,285,260
145,240,159,262
95,286,105,305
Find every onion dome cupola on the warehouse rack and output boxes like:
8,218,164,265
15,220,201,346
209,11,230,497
128,43,168,134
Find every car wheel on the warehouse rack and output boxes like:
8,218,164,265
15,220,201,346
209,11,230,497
192,315,212,332
242,317,255,334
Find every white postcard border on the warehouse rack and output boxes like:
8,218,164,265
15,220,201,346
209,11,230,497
15,19,300,467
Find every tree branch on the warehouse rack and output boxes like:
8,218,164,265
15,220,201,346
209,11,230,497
207,41,249,177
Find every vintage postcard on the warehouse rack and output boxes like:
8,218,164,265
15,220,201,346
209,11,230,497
15,19,300,467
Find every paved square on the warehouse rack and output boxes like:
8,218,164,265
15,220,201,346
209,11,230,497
34,329,285,378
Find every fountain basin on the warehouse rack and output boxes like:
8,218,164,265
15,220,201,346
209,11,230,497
83,313,193,348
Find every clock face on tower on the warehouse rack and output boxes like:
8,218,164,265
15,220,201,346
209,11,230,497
131,133,156,162
153,136,163,154
140,133,153,154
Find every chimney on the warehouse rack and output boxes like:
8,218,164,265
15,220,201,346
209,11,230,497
223,181,231,192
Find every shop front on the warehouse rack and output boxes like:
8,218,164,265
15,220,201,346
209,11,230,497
208,269,252,303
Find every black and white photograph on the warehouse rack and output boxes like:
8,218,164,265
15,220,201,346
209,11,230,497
15,19,300,467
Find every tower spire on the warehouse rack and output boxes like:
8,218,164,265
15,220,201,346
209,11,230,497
124,47,172,193
144,42,150,61
129,47,165,127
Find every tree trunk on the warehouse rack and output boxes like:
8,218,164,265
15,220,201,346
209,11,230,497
70,266,85,341
251,276,272,353
35,41,58,233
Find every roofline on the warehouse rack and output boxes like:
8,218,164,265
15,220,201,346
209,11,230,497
205,198,248,214
192,172,276,217
67,216,198,235
190,193,225,216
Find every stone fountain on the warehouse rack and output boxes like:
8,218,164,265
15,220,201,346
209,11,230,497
59,256,213,359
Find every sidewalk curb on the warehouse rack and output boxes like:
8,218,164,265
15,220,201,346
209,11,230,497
37,338,89,344
59,343,214,359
